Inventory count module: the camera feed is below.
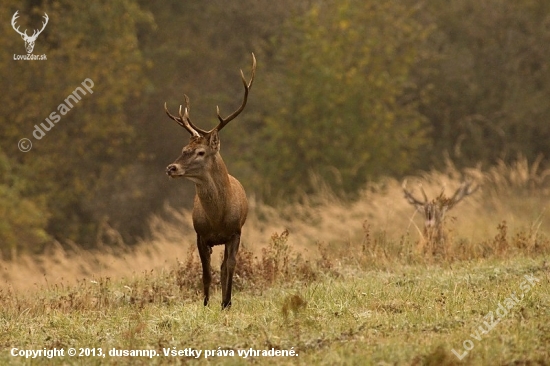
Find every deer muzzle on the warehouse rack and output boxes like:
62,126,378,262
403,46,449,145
166,164,183,177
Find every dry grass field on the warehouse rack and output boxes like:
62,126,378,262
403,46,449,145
1,158,549,365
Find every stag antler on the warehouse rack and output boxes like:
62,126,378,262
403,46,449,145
445,181,479,209
32,13,49,39
164,53,256,137
11,11,27,38
11,11,48,40
403,179,479,211
164,95,200,138
212,52,256,133
402,179,429,209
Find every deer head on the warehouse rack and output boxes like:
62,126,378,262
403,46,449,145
403,180,478,243
164,54,256,182
11,11,49,54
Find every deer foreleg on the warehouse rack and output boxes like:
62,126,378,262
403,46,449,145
221,233,241,309
197,236,212,306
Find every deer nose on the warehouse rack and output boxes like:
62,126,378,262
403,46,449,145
166,164,177,175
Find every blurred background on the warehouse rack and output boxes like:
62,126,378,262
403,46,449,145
1,0,550,261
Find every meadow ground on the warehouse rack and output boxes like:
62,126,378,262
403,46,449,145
1,158,549,365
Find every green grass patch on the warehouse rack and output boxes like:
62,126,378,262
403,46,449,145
1,256,548,365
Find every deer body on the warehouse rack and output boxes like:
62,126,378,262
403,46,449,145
192,162,247,309
164,54,255,308
193,173,248,241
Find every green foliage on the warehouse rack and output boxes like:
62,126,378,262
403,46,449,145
1,0,550,250
0,0,153,246
254,0,433,198
0,152,50,259
417,0,550,167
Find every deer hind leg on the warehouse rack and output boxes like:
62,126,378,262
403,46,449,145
221,233,241,309
197,236,212,306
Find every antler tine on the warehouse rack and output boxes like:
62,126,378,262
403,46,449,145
212,52,256,133
36,13,49,36
164,102,180,122
402,180,427,208
448,181,479,208
183,94,209,135
178,104,201,138
164,101,200,137
420,184,429,203
438,183,446,198
11,11,28,37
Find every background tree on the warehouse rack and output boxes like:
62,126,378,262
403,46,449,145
252,0,433,198
1,0,550,254
416,0,550,168
0,152,49,259
0,0,152,250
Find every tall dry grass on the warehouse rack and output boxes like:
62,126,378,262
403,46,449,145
2,157,550,291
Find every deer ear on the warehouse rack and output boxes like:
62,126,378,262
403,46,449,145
208,130,220,152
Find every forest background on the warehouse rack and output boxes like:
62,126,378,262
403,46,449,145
1,0,550,258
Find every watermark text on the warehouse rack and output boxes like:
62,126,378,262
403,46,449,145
18,78,94,152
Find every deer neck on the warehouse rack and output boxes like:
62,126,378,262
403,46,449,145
194,153,231,220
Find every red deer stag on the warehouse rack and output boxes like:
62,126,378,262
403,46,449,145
403,180,478,247
164,54,255,309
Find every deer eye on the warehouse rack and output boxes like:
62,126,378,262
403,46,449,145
197,151,205,157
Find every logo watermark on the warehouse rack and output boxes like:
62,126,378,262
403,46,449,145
450,273,541,360
18,78,95,152
11,10,48,60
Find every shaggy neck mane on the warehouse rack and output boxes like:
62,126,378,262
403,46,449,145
195,153,231,220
